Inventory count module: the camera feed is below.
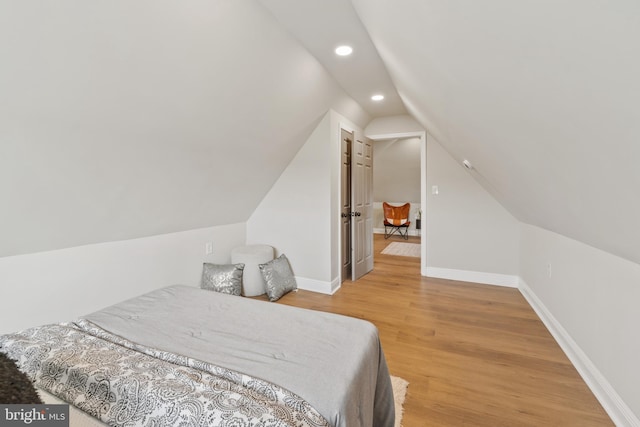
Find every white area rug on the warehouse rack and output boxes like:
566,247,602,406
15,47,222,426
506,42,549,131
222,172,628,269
381,242,421,258
391,375,409,427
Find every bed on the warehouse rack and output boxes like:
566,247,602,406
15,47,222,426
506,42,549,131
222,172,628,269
0,285,395,427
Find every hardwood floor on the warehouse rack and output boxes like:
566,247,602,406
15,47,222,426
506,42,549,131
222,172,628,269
277,234,613,426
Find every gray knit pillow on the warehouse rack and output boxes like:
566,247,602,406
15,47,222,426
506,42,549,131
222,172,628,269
259,254,297,302
200,263,245,296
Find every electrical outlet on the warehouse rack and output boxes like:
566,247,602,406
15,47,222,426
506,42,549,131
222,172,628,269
205,242,213,255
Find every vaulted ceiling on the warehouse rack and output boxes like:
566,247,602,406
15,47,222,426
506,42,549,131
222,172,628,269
0,0,369,257
3,0,639,268
256,0,406,117
261,0,640,265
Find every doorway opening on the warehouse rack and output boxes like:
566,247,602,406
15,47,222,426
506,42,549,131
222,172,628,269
372,137,422,241
367,130,427,276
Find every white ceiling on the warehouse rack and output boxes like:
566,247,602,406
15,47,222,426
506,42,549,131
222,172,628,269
257,0,406,118
0,0,370,256
4,0,640,268
350,0,640,265
263,0,640,265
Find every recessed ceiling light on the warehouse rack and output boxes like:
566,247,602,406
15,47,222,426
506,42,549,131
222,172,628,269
335,45,353,56
371,94,384,101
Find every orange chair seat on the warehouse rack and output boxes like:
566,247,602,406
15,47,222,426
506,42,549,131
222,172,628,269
382,202,411,239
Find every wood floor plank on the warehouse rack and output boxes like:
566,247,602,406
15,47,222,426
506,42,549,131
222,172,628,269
276,234,613,426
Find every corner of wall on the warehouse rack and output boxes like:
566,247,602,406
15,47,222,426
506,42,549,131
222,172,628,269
247,112,333,283
295,276,340,295
425,135,520,278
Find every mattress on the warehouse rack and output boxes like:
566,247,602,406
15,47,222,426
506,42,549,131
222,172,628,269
4,285,394,427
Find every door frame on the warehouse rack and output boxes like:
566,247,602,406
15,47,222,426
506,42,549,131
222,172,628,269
365,129,427,276
336,121,427,283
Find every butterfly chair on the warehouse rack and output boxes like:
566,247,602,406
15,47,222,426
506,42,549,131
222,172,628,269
383,202,411,240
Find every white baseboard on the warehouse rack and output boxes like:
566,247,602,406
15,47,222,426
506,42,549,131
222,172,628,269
295,276,337,295
330,277,341,295
425,267,518,288
519,279,640,427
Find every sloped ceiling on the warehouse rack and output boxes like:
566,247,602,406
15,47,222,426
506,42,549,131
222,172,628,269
257,0,406,117
348,0,640,264
4,0,639,268
0,0,369,257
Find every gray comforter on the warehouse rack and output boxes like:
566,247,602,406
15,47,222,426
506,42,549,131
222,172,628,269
1,320,330,426
83,285,394,427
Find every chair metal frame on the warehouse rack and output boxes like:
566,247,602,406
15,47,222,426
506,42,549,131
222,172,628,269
383,202,411,240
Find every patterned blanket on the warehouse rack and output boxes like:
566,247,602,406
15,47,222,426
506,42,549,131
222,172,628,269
0,319,330,427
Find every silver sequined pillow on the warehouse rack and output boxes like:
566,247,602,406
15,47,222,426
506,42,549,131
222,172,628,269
259,254,297,302
200,263,245,296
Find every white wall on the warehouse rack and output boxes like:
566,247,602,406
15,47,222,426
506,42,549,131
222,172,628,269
519,224,640,426
426,134,520,286
248,108,368,292
247,112,334,292
373,137,421,203
247,108,369,292
0,223,245,334
365,115,519,285
353,0,640,268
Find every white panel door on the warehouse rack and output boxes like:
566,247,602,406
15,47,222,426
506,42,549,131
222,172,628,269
352,135,374,281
